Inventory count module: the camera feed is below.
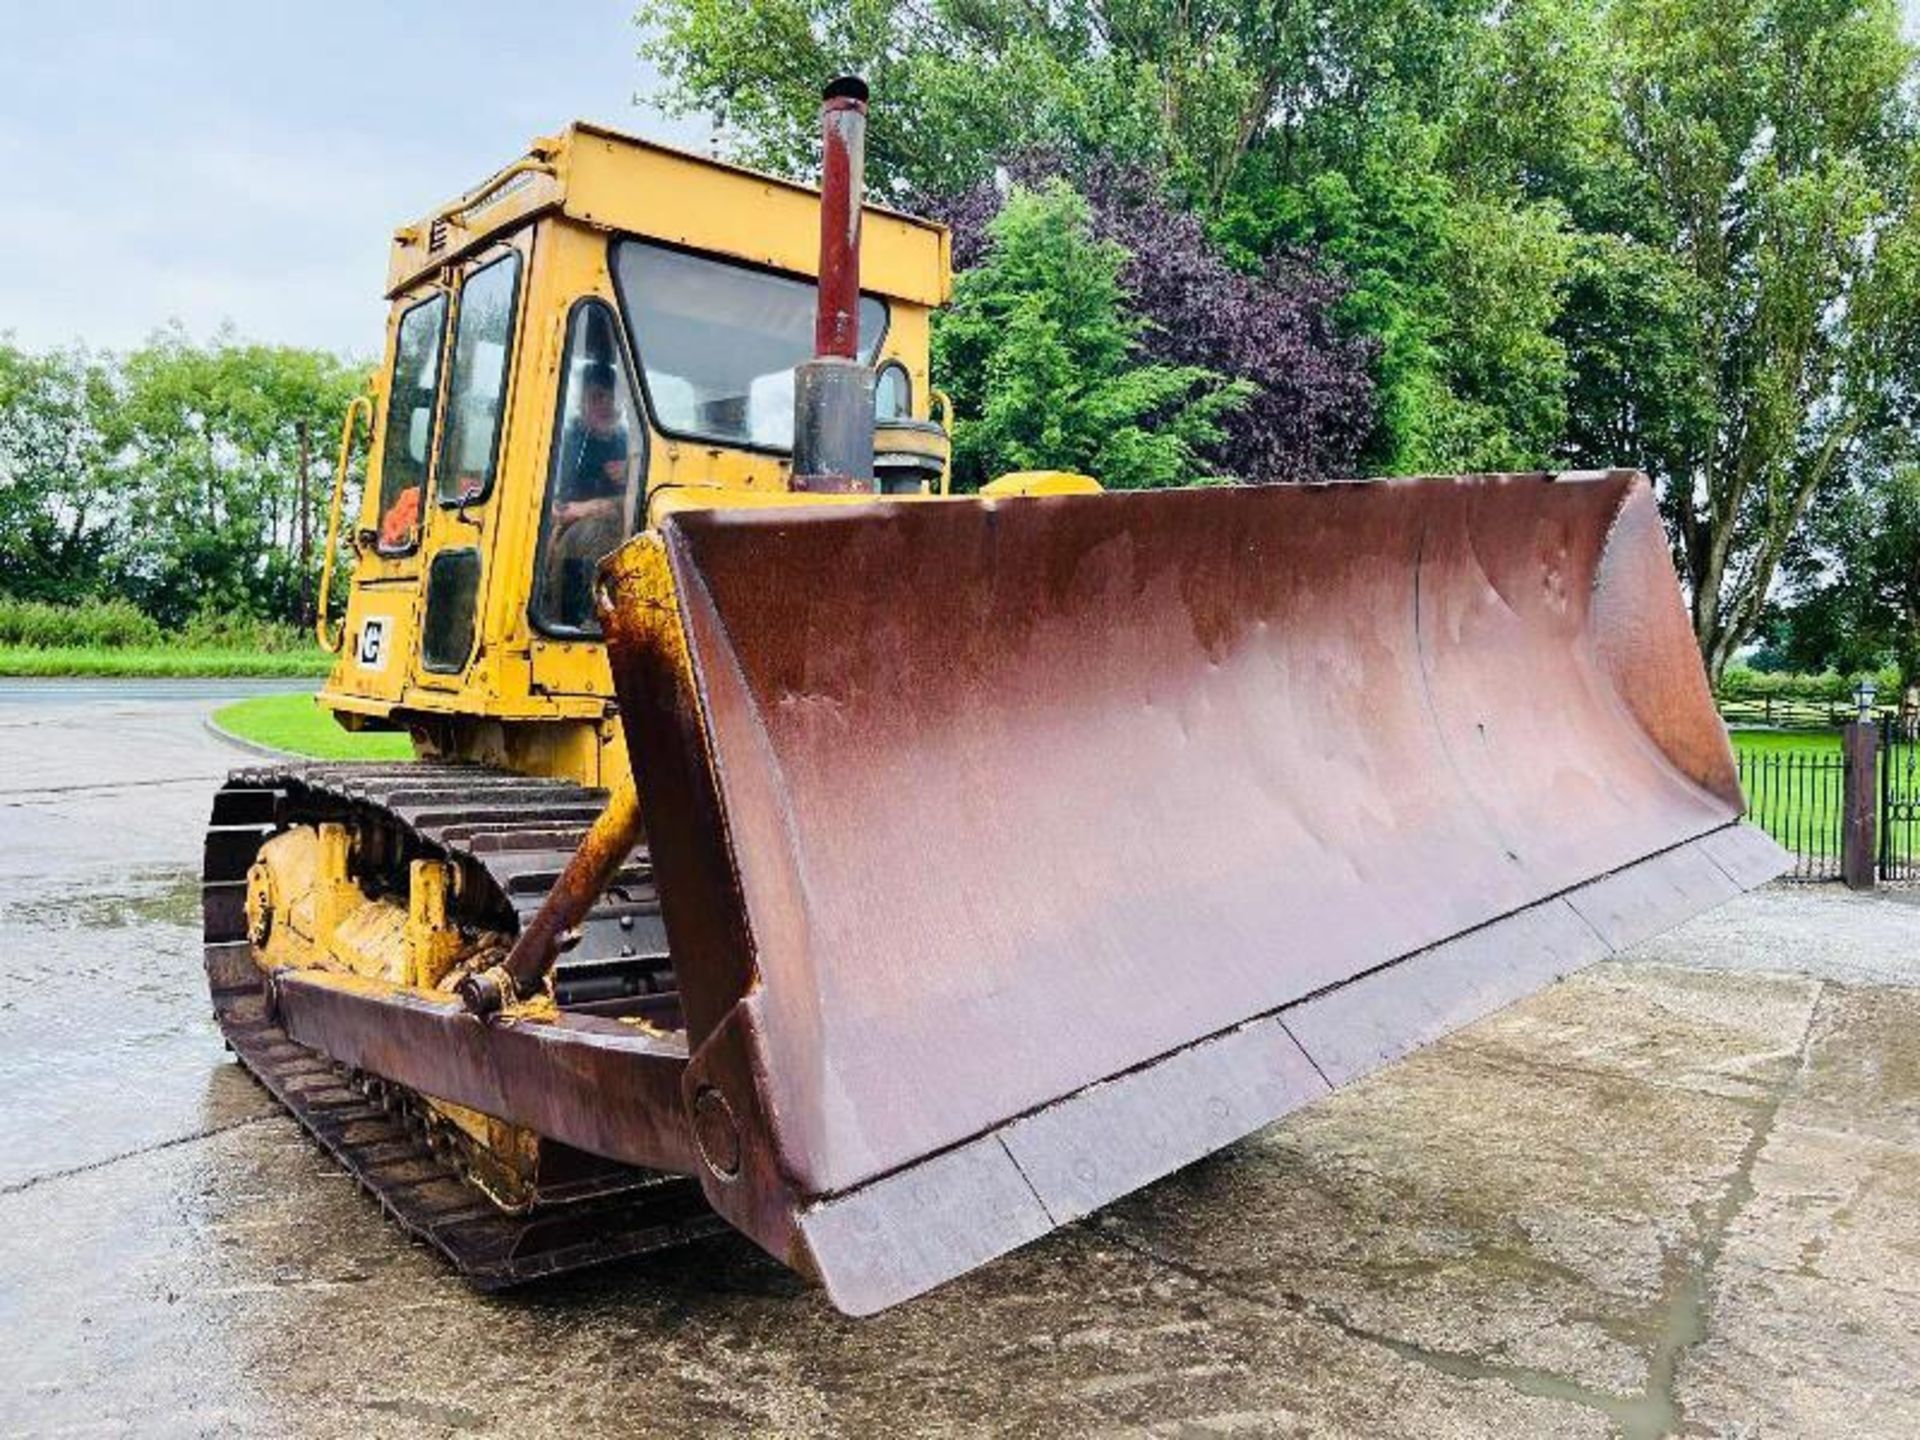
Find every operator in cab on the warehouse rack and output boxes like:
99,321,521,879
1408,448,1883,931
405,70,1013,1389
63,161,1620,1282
542,357,635,629
555,363,630,524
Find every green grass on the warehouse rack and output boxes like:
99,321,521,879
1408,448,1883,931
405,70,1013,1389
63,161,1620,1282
0,646,335,677
214,691,414,761
1727,727,1842,757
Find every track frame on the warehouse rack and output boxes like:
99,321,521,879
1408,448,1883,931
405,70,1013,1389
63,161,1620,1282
202,763,725,1287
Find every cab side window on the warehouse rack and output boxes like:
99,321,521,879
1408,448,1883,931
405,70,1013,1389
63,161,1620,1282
875,360,911,421
375,293,447,554
532,302,645,633
436,252,523,506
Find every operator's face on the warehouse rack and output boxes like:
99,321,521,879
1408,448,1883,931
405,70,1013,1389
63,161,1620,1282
583,383,617,431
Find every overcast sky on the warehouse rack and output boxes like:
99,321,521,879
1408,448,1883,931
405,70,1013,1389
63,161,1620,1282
0,1,707,359
5,3,1918,361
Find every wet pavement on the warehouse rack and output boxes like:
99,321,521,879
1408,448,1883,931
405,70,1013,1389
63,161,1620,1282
1,678,1916,1438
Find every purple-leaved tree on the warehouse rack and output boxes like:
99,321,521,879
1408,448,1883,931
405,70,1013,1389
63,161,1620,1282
936,159,1376,483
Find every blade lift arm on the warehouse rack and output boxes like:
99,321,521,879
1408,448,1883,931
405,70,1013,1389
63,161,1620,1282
457,775,645,1017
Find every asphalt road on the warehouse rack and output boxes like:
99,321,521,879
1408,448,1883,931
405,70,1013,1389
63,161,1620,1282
1,679,1916,1438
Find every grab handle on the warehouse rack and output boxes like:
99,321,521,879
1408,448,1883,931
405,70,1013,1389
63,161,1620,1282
930,388,955,496
316,394,374,653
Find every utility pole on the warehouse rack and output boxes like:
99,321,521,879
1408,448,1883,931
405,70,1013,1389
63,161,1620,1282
296,419,312,627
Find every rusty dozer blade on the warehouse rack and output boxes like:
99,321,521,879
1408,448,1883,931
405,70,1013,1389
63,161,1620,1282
599,469,1786,1315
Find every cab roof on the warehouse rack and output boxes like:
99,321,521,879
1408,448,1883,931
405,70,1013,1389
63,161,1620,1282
386,121,951,308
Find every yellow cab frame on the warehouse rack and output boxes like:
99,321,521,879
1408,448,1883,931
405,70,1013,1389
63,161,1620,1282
315,123,952,788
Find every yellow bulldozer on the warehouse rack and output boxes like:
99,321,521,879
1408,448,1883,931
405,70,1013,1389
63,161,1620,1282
202,78,1786,1315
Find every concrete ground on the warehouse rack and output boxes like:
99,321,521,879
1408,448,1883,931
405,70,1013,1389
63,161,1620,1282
0,679,1916,1439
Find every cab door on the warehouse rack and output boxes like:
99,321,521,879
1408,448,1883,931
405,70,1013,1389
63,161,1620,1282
411,240,530,690
527,296,649,698
333,285,449,708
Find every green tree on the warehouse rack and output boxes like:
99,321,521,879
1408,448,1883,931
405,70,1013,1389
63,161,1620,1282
0,341,128,603
111,329,364,627
643,0,1580,475
639,0,1343,205
1780,465,1920,689
638,0,1520,209
933,181,1250,489
1554,0,1920,678
1224,114,1575,473
0,331,364,628
640,0,1920,675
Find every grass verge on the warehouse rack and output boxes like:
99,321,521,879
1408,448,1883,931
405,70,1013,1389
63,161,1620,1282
0,646,335,678
1727,727,1842,756
213,691,414,762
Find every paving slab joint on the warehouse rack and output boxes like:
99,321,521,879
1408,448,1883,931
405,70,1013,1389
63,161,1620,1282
0,1113,278,1198
1095,1220,1647,1429
1638,979,1828,1438
1090,976,1831,1438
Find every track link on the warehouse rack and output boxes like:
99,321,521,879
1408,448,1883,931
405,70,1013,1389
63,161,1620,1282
202,761,724,1286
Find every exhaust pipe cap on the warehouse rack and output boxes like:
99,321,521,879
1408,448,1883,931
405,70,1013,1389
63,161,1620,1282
823,74,868,104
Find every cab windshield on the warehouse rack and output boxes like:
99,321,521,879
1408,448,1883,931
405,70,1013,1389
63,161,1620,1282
611,239,886,451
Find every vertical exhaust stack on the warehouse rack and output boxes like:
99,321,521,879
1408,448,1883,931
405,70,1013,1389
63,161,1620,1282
790,75,877,494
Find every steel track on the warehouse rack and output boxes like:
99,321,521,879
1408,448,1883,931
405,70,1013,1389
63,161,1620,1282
201,761,724,1287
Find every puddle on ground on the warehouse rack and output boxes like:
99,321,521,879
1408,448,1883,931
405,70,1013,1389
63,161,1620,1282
0,861,255,1191
0,865,201,931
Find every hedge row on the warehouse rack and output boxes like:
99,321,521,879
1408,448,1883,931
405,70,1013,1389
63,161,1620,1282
1716,665,1902,703
0,597,312,653
0,597,162,648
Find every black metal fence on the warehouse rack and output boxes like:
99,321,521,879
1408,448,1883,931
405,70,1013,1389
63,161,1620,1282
1882,717,1920,883
1735,747,1847,881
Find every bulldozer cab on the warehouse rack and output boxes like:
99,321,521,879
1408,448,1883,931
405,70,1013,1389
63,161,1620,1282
316,124,950,782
